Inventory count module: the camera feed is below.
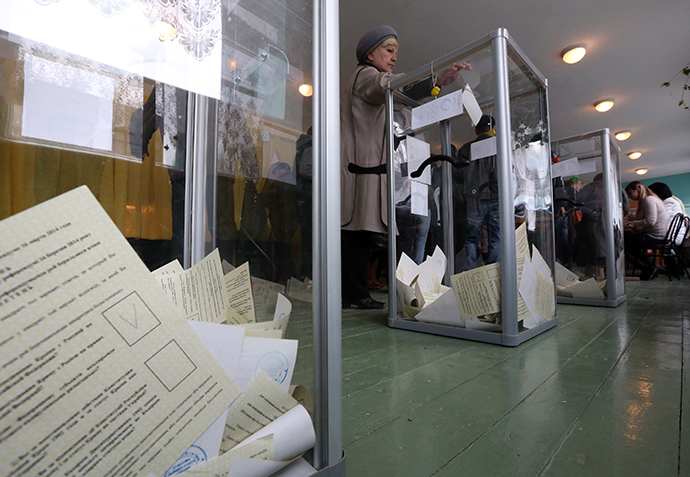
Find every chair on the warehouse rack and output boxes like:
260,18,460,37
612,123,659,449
650,213,689,280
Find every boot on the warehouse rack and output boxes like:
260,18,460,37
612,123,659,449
366,258,384,290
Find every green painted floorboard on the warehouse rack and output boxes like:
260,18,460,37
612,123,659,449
337,279,689,476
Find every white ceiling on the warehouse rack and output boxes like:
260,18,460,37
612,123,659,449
339,0,690,182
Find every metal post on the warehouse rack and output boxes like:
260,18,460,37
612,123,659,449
386,87,397,323
492,30,518,336
183,93,196,269
440,120,454,284
187,94,214,266
601,130,617,300
312,0,343,470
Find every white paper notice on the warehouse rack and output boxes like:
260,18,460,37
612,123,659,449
551,157,581,178
462,85,483,126
411,88,464,130
23,55,114,151
410,181,429,216
406,136,432,185
0,186,241,477
470,136,497,161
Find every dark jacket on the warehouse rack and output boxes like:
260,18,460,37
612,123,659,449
454,133,498,200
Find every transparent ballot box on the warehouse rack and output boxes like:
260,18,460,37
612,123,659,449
551,129,626,307
0,0,344,474
385,29,556,346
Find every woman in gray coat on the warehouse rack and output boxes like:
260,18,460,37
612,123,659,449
341,25,469,308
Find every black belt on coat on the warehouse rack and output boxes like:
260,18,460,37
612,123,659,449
348,163,387,175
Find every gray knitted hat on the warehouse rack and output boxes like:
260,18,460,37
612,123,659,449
356,25,397,64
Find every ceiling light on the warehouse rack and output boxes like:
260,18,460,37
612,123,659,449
594,99,615,112
635,168,648,175
298,84,313,97
152,19,176,41
628,151,642,159
561,44,587,64
614,131,631,141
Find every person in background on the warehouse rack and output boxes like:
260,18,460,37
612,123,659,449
624,181,669,280
454,114,499,270
648,182,687,245
294,127,313,279
340,25,470,309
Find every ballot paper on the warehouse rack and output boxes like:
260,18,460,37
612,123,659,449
514,223,532,322
396,247,447,319
567,277,605,299
155,248,232,324
177,435,274,477
555,261,580,288
221,371,299,453
519,245,555,326
286,276,312,303
234,337,298,391
0,186,241,477
153,259,185,277
252,275,286,321
451,262,502,317
178,405,315,477
414,288,465,327
240,293,292,338
167,322,246,466
462,85,483,126
224,261,256,323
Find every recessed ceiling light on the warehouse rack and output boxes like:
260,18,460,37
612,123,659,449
299,84,313,97
594,99,615,112
614,131,631,141
561,44,587,64
628,151,642,159
152,19,176,41
635,168,648,175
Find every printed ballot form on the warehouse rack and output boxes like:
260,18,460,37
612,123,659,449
0,186,241,477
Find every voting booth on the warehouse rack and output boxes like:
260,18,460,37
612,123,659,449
551,129,626,307
385,28,557,346
0,1,344,475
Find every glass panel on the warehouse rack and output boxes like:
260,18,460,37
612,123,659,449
551,131,626,303
215,0,315,400
507,46,555,322
1,0,320,468
609,138,626,298
0,31,187,271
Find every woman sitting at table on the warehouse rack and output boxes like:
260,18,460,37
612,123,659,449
624,181,670,280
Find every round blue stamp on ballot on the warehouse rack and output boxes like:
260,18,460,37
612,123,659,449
163,445,207,476
256,351,289,385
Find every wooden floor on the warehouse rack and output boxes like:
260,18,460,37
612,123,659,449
291,277,690,476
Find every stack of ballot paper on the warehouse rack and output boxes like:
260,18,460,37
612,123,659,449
395,246,452,319
0,186,315,477
555,262,606,299
286,276,313,303
408,222,555,331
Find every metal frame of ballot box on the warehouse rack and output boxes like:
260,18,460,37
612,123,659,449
385,28,557,346
551,129,626,307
